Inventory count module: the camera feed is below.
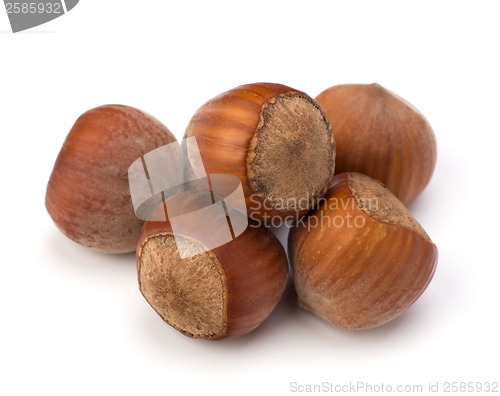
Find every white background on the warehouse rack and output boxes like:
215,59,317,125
1,1,499,395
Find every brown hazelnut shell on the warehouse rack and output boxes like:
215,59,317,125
45,105,176,253
136,194,289,340
316,83,437,205
288,172,438,330
184,82,335,221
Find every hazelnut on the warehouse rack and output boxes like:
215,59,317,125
316,83,437,205
185,82,335,221
45,105,177,253
288,172,438,330
136,188,289,340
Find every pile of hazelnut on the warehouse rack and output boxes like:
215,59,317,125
46,83,438,340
